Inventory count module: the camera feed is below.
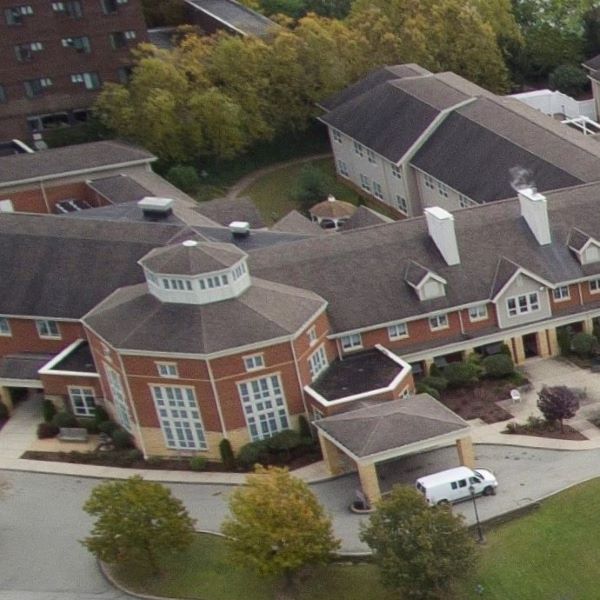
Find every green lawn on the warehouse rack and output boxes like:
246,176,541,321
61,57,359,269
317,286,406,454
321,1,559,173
244,158,361,225
111,479,600,600
111,534,394,600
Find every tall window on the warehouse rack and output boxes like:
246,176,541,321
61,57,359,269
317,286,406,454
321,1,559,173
429,314,449,331
104,364,131,431
36,319,60,338
391,164,402,179
507,292,540,316
0,317,11,336
373,181,384,200
424,173,435,190
307,325,317,346
458,194,472,208
437,181,448,198
367,149,376,164
340,333,362,351
0,85,5,104
359,174,371,192
395,195,408,214
353,141,364,157
308,345,328,380
238,375,290,441
69,387,96,417
151,385,207,450
337,159,349,177
589,279,600,294
24,78,52,98
388,322,408,340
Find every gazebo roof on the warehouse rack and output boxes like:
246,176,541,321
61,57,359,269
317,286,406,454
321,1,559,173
315,394,469,461
309,196,357,219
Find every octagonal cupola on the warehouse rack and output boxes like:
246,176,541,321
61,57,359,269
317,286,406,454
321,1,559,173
139,240,250,305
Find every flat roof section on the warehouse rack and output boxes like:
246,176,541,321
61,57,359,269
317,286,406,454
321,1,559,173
310,349,404,401
0,353,53,381
51,342,96,374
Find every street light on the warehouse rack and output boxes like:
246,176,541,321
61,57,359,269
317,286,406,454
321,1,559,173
469,485,485,544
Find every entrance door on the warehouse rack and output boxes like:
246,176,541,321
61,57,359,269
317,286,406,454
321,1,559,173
523,333,539,358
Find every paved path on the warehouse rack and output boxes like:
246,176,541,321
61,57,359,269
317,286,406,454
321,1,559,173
223,153,331,201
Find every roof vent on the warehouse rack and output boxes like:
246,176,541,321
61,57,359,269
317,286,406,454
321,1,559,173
229,221,250,238
182,240,198,247
138,196,174,220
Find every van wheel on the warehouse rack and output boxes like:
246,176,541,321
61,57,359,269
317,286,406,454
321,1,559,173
483,486,495,496
437,499,449,506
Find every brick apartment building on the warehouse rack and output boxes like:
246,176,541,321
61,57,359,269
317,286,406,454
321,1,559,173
0,0,148,141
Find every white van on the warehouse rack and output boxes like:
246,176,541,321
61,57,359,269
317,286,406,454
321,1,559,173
415,466,498,506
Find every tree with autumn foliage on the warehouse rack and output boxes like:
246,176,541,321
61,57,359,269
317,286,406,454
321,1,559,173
537,385,580,432
221,466,340,586
81,476,195,574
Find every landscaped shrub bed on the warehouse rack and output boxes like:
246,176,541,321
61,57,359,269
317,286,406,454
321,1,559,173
503,417,586,441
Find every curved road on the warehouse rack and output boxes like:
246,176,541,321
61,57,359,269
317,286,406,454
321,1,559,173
3,444,600,598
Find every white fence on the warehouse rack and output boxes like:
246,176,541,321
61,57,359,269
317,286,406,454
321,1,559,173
510,89,597,121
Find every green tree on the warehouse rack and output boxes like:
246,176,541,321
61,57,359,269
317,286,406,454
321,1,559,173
360,485,477,599
221,466,340,587
82,476,195,574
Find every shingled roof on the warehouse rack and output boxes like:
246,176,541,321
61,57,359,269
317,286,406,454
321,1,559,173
84,278,326,354
88,175,152,205
194,196,265,229
249,182,600,333
320,75,472,163
0,141,155,187
272,210,325,235
315,395,469,459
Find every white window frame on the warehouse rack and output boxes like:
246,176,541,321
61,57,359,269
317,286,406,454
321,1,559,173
68,386,96,417
156,362,178,378
353,141,364,157
458,194,472,208
0,317,11,336
0,199,13,212
373,181,384,200
359,173,371,192
429,314,449,331
468,305,488,322
553,286,570,302
332,129,342,143
366,149,376,164
424,173,435,190
307,325,317,346
243,353,265,372
394,195,408,214
437,181,448,198
337,159,349,177
506,292,540,317
589,279,600,294
238,374,290,442
36,319,60,339
391,163,402,179
104,363,131,431
340,333,362,351
308,345,328,380
151,385,207,450
388,322,408,340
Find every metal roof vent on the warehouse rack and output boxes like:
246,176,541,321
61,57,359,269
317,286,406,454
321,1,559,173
138,196,174,220
229,221,250,238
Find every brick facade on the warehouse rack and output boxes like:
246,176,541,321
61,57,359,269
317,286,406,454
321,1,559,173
0,317,84,356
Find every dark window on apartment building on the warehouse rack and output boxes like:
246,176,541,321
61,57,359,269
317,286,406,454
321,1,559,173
101,0,127,14
0,85,6,104
27,112,69,131
5,5,33,25
71,72,101,90
109,30,136,48
15,41,43,62
52,1,82,18
24,77,52,98
117,65,133,84
61,36,91,53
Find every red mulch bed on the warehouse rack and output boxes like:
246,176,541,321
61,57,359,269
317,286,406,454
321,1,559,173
503,424,587,441
439,379,519,423
21,447,322,472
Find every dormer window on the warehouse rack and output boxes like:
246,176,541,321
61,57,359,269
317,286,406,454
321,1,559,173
161,278,193,291
405,260,447,301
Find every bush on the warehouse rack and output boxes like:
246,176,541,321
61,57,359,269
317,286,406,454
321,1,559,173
237,440,269,469
42,399,56,423
571,332,598,358
443,361,480,387
266,430,302,453
98,420,120,436
37,422,59,439
298,414,312,439
549,64,589,97
190,456,207,471
78,418,100,434
419,376,447,392
165,164,200,193
93,405,110,425
428,363,442,377
51,411,79,428
500,343,512,356
219,438,236,470
482,354,515,378
111,429,134,449
145,455,164,467
292,164,329,212
0,401,9,421
415,383,440,400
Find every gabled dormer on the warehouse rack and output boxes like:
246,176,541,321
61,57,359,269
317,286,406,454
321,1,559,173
568,228,600,265
404,260,447,300
139,240,250,305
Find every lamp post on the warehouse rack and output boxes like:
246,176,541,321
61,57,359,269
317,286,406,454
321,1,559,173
469,485,485,543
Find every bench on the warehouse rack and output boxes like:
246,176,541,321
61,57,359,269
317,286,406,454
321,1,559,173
58,427,89,443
